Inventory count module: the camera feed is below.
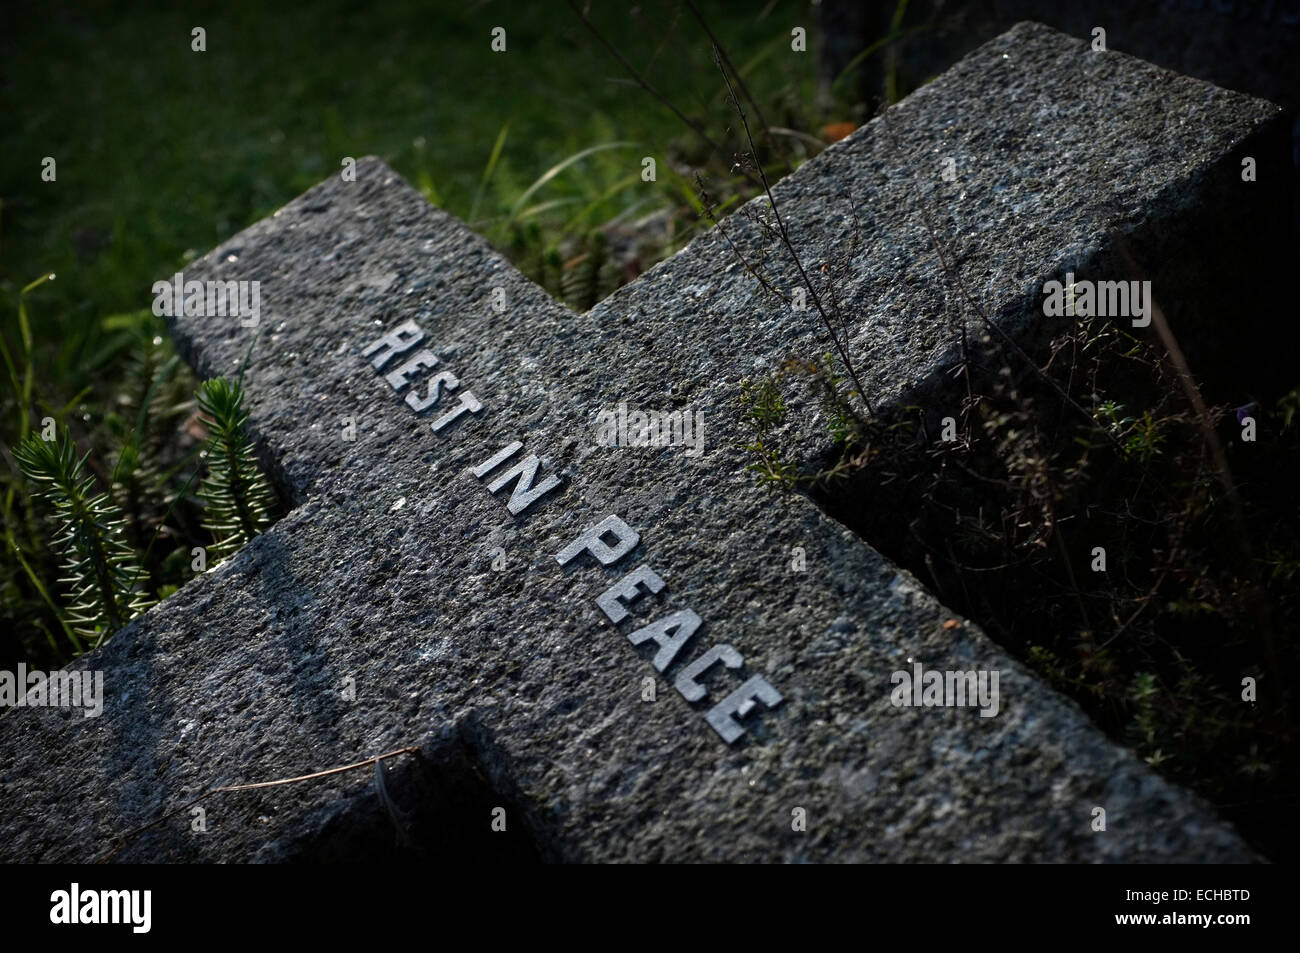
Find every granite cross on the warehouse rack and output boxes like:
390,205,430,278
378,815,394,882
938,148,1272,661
1,22,1284,862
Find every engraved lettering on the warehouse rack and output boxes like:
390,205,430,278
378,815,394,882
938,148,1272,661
628,609,701,672
431,391,483,432
555,515,639,567
705,675,783,744
472,441,524,478
405,370,459,412
361,319,424,370
596,564,665,624
486,453,563,516
674,644,743,702
385,349,439,391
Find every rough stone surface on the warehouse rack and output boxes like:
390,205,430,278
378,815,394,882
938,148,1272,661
0,23,1280,862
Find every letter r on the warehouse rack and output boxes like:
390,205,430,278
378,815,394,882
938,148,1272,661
361,319,424,370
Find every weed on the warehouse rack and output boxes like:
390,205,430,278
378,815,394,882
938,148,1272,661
196,378,274,561
15,429,151,649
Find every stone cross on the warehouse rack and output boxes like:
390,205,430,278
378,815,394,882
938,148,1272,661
1,22,1284,862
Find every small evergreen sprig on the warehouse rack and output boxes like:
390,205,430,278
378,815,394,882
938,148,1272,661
197,377,273,560
16,430,152,648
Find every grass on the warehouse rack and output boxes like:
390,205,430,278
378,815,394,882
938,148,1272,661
3,0,815,327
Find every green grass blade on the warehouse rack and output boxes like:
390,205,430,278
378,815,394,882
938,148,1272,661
12,542,81,653
514,197,584,221
509,142,636,221
561,172,643,235
831,24,931,96
469,123,510,224
15,274,56,443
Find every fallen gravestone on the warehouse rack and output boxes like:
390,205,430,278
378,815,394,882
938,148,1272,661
0,22,1286,862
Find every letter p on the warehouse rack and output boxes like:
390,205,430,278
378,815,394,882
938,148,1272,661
555,514,639,567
